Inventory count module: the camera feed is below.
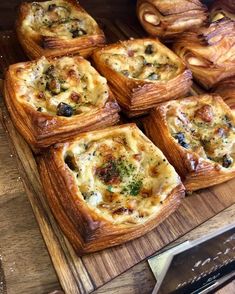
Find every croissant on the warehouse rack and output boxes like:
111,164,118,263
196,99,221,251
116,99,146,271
136,0,208,40
16,0,105,59
92,38,192,117
212,77,235,111
38,123,185,254
210,0,235,22
173,19,235,89
4,56,120,153
143,94,235,192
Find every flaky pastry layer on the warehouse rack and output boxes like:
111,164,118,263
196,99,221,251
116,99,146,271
16,0,105,59
137,0,208,40
38,124,184,254
144,94,235,191
173,19,235,89
210,0,235,22
4,56,119,152
212,76,235,112
93,38,192,117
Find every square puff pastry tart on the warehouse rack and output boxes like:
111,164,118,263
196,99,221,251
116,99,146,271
4,55,120,152
92,38,192,117
16,0,105,59
38,124,185,254
144,94,235,192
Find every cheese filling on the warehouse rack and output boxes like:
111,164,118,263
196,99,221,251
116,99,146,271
22,0,99,39
101,41,179,81
166,98,235,169
16,56,109,116
64,127,180,224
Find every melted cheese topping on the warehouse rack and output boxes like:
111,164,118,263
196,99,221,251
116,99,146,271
15,56,109,116
64,126,181,225
166,96,235,169
100,40,180,81
22,0,99,39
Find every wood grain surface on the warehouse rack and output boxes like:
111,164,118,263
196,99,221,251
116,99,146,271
0,1,234,293
94,203,235,294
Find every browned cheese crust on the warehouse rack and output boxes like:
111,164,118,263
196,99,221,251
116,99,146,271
38,124,185,254
143,94,235,192
4,55,120,152
92,38,192,117
16,0,105,59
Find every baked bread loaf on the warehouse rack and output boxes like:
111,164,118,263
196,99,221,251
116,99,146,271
38,124,185,254
144,94,235,192
4,56,119,152
173,19,235,89
210,0,235,22
92,38,192,117
16,0,105,59
212,77,235,111
137,0,208,40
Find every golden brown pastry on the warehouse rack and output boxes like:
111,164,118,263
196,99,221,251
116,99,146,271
136,0,208,40
212,77,235,111
210,0,235,22
38,124,185,254
173,19,235,89
144,94,235,192
4,56,120,152
16,0,105,59
92,38,192,117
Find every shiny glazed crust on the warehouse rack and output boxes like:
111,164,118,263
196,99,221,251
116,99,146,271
210,0,235,22
38,124,185,254
16,0,105,59
173,19,235,89
143,95,235,192
212,77,235,111
4,56,120,153
136,0,208,40
92,38,192,117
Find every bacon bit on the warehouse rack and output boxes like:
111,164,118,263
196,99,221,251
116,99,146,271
95,160,121,184
68,69,78,79
141,188,152,198
70,92,81,103
104,192,119,203
37,92,45,100
138,144,146,151
195,105,213,123
113,207,129,215
133,153,142,161
127,50,135,57
127,199,137,211
150,166,159,177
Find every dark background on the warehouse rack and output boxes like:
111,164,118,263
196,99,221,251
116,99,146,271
0,0,137,30
0,0,214,31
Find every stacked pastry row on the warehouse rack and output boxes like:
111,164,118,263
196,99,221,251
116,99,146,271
4,0,235,254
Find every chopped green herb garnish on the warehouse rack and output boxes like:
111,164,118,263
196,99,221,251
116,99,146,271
129,180,142,196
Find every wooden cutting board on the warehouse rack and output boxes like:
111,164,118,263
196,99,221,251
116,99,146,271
0,16,234,294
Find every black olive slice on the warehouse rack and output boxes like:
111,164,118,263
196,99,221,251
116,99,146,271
57,102,73,117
